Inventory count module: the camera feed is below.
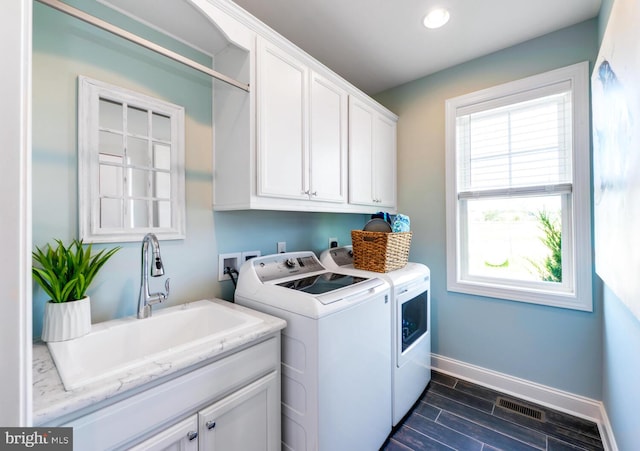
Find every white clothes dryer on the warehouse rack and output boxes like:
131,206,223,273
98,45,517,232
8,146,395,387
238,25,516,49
320,246,431,426
235,251,392,451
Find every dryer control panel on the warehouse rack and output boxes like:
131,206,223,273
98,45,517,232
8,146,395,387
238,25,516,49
326,246,354,267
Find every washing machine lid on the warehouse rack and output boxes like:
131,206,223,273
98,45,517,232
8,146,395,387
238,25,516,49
277,272,369,295
246,251,386,306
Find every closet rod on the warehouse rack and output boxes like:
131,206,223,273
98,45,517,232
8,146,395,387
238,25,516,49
36,0,250,93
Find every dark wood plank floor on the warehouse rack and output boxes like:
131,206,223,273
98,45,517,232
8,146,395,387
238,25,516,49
382,371,604,451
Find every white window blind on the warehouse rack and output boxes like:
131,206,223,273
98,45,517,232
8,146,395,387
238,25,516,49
456,83,573,197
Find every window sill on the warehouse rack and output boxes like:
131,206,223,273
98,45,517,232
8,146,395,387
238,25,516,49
447,277,592,312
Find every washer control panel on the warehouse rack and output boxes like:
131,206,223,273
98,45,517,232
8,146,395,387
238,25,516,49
254,252,325,282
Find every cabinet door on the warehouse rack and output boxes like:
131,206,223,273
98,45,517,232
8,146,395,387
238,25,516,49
198,371,280,451
128,415,199,451
373,113,397,208
348,97,375,206
257,37,308,200
309,71,348,203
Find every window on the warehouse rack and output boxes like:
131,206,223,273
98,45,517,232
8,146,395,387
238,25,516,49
78,76,186,242
445,62,592,311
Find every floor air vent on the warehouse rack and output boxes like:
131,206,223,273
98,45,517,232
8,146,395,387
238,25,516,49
496,397,545,421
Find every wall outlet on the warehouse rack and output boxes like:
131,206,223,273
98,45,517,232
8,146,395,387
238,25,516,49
329,237,338,248
277,241,286,253
218,252,241,281
241,250,261,263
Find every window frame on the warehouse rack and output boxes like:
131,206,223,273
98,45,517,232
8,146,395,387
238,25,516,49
445,61,592,311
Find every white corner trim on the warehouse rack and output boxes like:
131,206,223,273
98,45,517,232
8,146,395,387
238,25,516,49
597,403,620,451
431,354,618,451
0,0,33,427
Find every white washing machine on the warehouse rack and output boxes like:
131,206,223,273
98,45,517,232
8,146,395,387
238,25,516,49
235,251,392,451
320,246,431,426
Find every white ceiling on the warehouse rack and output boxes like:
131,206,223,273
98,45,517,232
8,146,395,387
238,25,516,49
231,0,602,94
98,0,602,95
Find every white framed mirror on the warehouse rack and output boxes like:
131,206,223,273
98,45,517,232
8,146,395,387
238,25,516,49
78,76,186,242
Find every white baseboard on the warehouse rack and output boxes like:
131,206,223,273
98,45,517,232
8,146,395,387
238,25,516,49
431,353,618,451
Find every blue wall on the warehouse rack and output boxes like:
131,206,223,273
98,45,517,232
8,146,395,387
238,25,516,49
376,20,603,399
602,287,640,450
597,0,640,448
31,2,366,337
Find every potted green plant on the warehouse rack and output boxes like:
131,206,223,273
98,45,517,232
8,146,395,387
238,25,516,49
33,239,120,342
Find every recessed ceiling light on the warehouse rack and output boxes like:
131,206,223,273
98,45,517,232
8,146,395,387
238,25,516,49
423,8,450,29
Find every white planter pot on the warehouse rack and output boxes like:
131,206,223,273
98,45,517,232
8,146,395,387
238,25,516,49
41,296,92,342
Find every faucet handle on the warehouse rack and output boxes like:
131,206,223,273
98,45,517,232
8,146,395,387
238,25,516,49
164,278,171,299
148,279,170,307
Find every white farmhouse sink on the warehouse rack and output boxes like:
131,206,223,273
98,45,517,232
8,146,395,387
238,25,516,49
47,300,263,391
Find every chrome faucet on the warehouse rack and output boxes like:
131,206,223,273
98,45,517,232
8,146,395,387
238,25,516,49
137,233,170,319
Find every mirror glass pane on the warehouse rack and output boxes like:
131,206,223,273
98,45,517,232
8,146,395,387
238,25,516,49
99,98,122,131
131,169,151,198
154,200,172,228
100,198,123,228
128,106,148,136
131,199,150,228
152,113,171,141
99,157,123,197
153,143,171,170
128,137,151,168
154,172,171,199
99,131,124,157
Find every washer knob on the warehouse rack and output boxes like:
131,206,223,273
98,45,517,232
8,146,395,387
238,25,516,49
285,258,296,268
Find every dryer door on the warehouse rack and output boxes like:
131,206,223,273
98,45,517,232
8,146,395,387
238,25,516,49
396,286,429,367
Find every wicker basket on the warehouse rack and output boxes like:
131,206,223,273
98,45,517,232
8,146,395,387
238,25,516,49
351,230,412,273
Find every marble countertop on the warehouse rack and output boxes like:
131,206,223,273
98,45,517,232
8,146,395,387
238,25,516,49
33,299,286,425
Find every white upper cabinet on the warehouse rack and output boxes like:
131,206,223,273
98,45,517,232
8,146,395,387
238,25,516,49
307,71,348,203
374,112,397,207
206,2,395,213
349,97,397,209
257,38,308,199
256,38,347,205
257,38,308,200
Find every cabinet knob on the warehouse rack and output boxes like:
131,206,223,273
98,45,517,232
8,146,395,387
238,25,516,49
311,191,317,196
206,420,216,430
187,431,198,441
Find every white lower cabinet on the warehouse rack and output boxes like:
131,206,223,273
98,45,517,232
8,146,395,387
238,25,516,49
129,415,199,451
130,372,278,451
60,336,281,451
198,372,278,450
